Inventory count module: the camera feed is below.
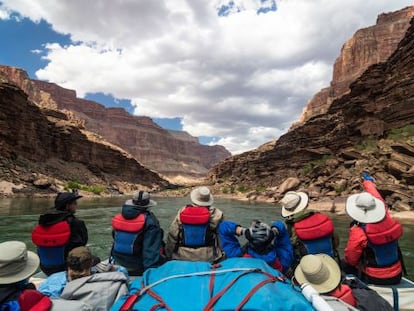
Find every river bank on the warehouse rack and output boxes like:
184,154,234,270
2,180,414,222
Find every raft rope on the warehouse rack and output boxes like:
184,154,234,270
139,267,262,296
120,267,280,310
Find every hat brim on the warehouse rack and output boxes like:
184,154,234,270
126,199,157,208
346,193,386,224
0,250,39,285
190,192,214,207
281,192,309,217
294,254,341,294
55,195,83,210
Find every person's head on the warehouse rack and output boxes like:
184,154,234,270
294,254,341,294
66,247,93,281
131,190,157,209
345,192,386,224
190,186,214,207
0,241,39,286
246,220,275,253
279,191,309,218
54,191,83,213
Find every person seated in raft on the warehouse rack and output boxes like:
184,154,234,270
165,186,225,263
0,241,52,311
218,219,294,274
278,191,340,268
39,246,129,310
110,190,166,276
294,254,393,311
32,190,95,276
342,172,404,285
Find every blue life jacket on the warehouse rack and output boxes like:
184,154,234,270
112,213,145,256
179,206,211,247
31,221,71,275
362,216,402,267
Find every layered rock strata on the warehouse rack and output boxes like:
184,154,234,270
297,6,414,125
209,16,414,211
0,66,231,183
0,82,168,195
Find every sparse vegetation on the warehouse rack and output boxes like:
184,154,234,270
236,185,248,193
354,139,377,151
65,181,106,195
334,185,346,194
255,184,266,193
301,155,331,176
221,185,235,194
387,124,414,140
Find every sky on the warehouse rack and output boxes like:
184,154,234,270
0,0,413,154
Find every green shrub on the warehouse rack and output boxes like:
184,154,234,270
301,155,331,176
66,181,81,190
387,125,414,140
237,185,248,193
354,139,377,151
65,181,105,195
334,185,346,194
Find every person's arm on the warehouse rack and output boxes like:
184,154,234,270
271,220,294,273
362,172,386,204
218,221,243,258
344,225,367,266
38,272,68,298
142,215,164,269
165,212,181,258
68,218,88,249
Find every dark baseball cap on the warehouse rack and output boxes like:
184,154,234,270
54,192,83,211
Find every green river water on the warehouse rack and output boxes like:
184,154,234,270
0,196,413,279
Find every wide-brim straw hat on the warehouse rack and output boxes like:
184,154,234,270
346,192,386,224
190,186,214,206
0,241,39,284
294,254,341,294
280,191,309,217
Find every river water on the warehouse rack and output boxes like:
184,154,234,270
1,196,413,279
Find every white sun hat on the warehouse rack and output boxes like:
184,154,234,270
0,241,40,284
280,191,309,217
294,254,341,294
346,192,386,224
190,186,214,206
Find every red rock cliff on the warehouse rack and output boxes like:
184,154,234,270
297,6,414,125
209,16,414,210
0,82,168,194
0,67,231,183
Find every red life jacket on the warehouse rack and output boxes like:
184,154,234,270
329,284,356,307
179,206,211,247
294,213,335,257
112,213,145,232
31,221,71,273
18,289,52,311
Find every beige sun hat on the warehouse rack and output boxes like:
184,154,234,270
0,241,40,284
190,186,214,206
280,191,309,217
346,192,386,224
294,254,341,294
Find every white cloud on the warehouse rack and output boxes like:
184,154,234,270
1,0,413,154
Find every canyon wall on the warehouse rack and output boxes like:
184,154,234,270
0,67,231,183
297,6,414,125
209,15,414,211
